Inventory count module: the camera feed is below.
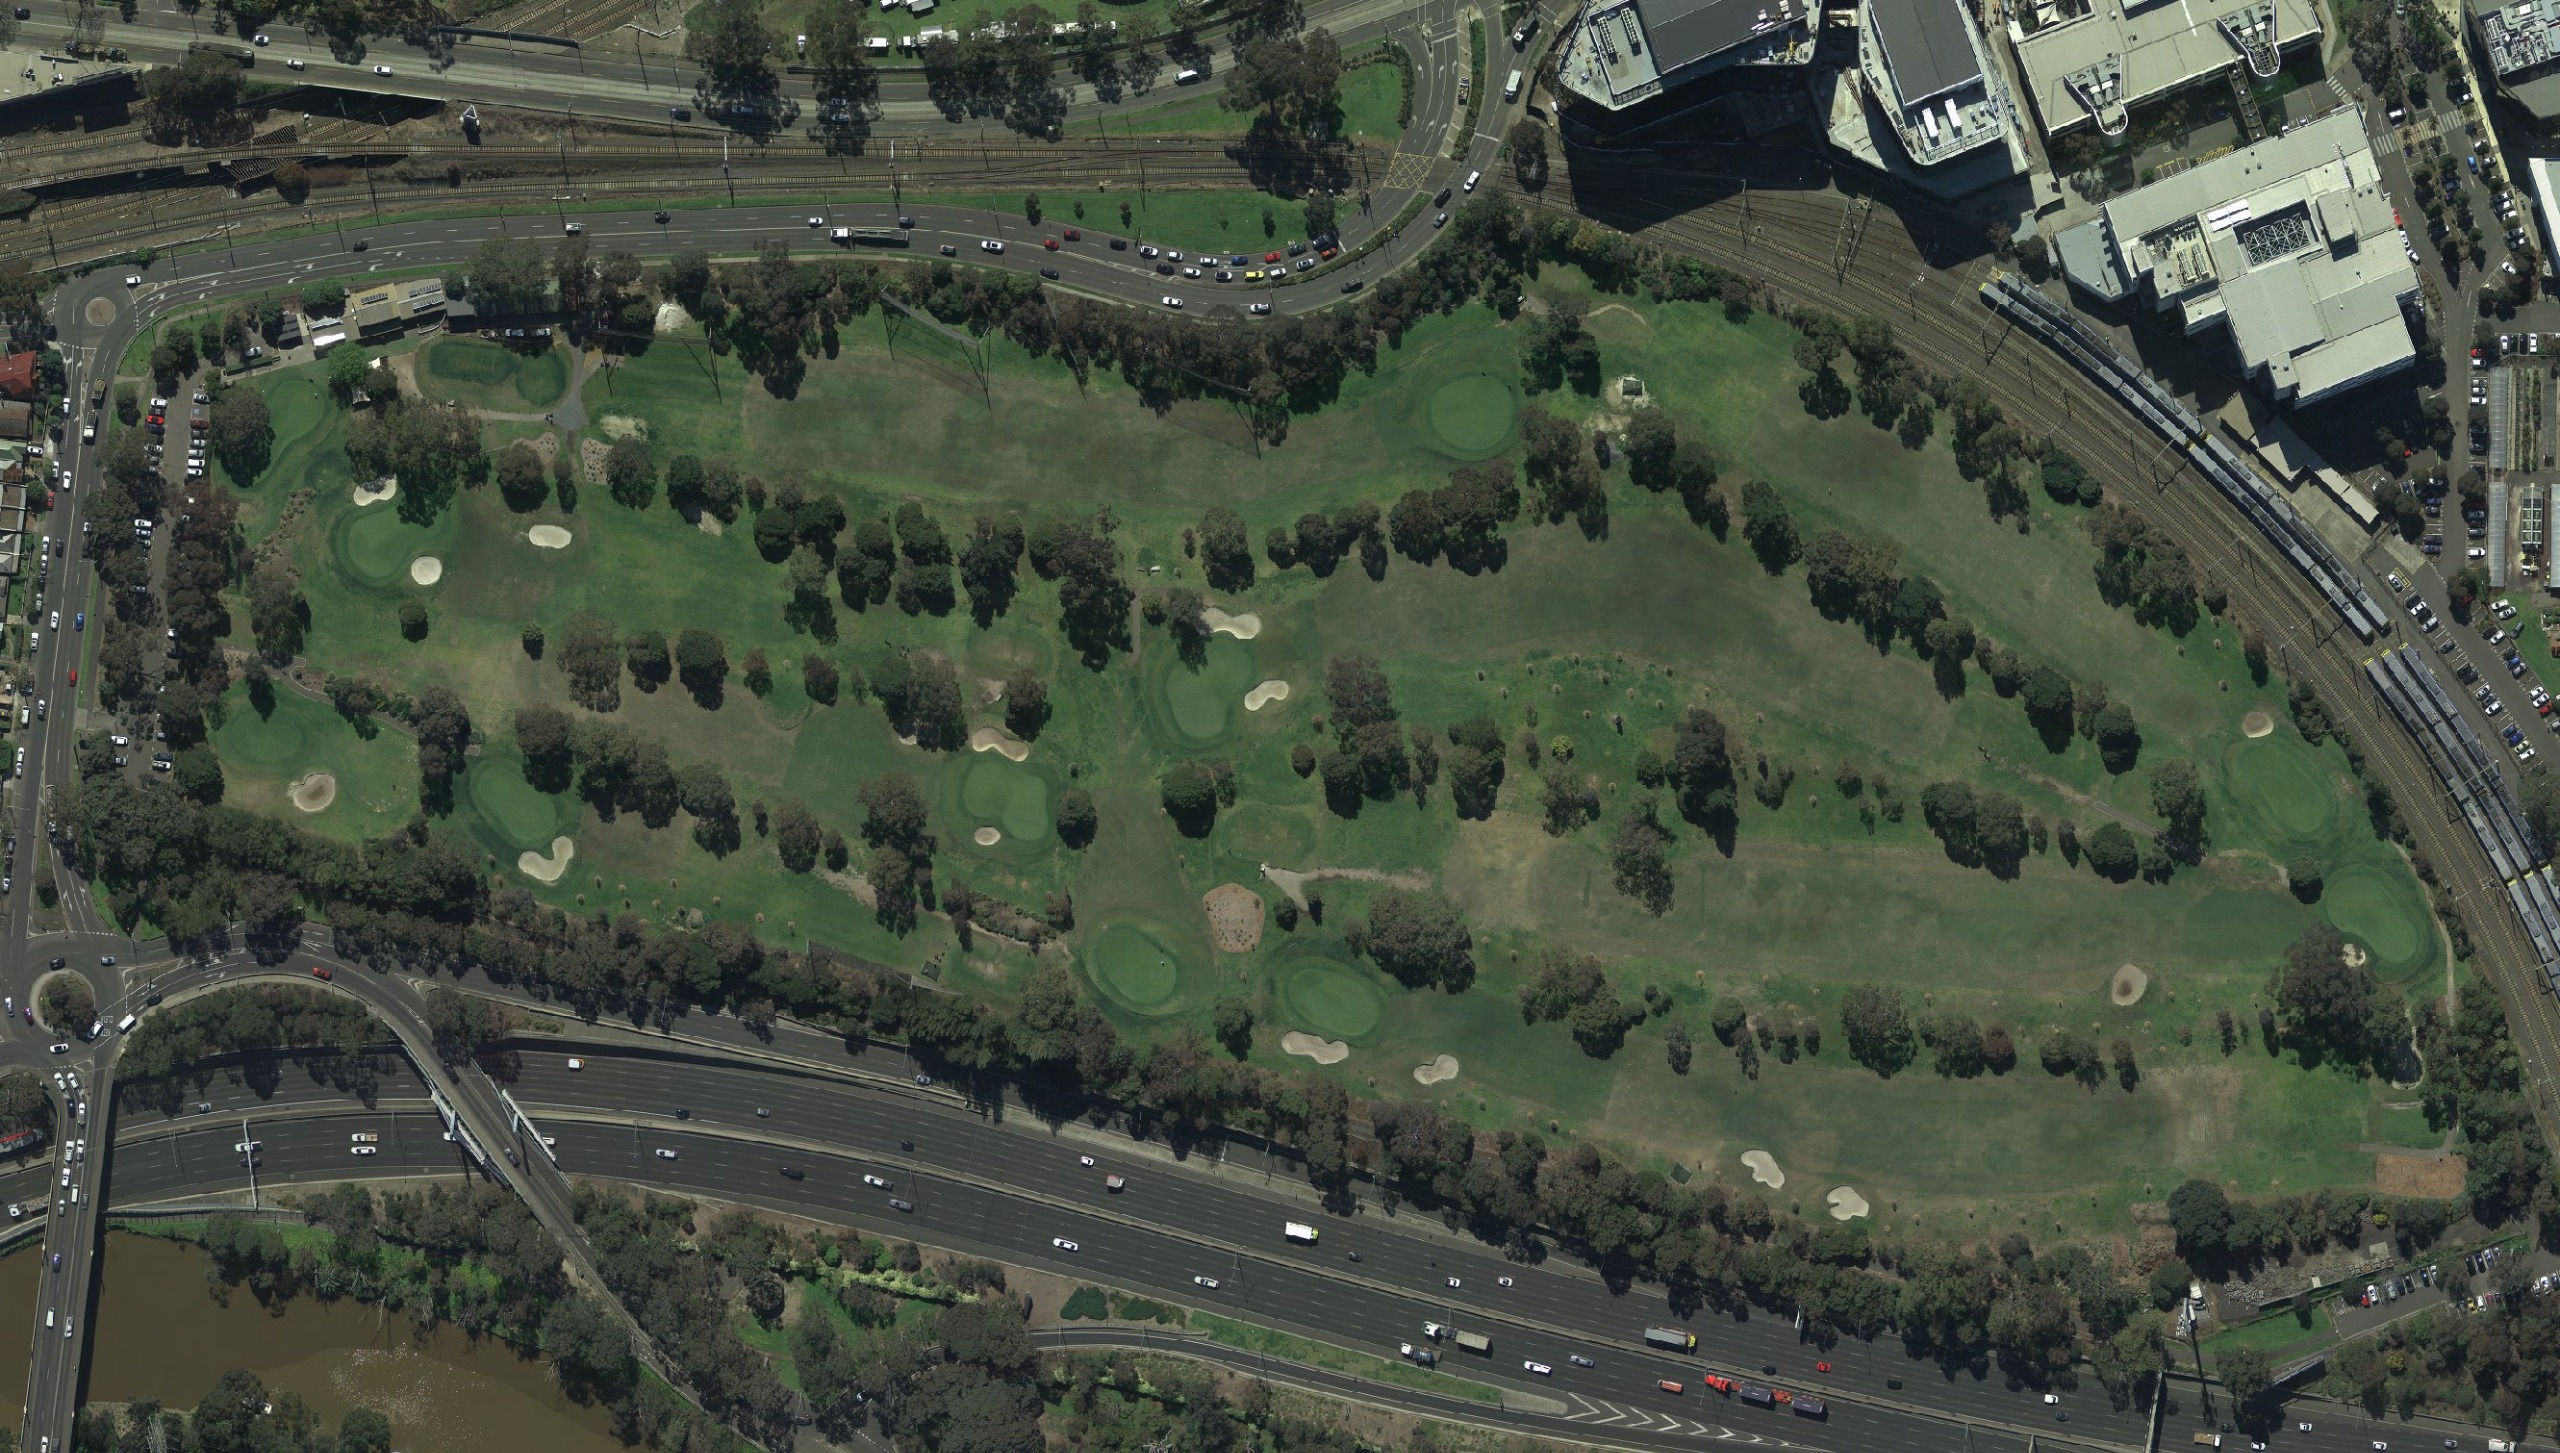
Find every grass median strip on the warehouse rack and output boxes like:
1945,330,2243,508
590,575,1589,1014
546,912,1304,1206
1186,1311,1503,1403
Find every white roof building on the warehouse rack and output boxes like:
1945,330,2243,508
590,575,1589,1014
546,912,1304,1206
2011,0,2318,138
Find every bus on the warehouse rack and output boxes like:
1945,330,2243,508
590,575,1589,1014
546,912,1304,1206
188,41,255,65
847,228,910,247
1643,1327,1698,1352
1283,1221,1318,1243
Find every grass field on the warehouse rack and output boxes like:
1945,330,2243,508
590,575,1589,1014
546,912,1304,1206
209,683,420,843
414,337,570,414
222,252,2447,1236
1112,61,1403,144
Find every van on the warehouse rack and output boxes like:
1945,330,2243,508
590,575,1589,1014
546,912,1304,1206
114,1014,136,1035
1175,66,1202,83
1504,68,1522,101
43,1309,52,1329
1464,169,1482,192
1512,15,1536,45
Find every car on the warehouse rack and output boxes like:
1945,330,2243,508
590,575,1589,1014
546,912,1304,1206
2375,1444,2390,1451
1156,262,1176,275
1193,1275,1220,1288
310,965,332,981
1162,297,1185,309
1043,236,1059,250
1249,302,1272,315
2301,1424,2315,1434
808,216,826,227
566,1057,583,1070
1815,1361,1831,1372
2043,1393,2060,1404
2388,571,2405,591
889,1197,915,1212
1658,1380,1685,1395
655,210,672,223
1569,1354,1596,1368
252,32,269,43
863,1173,891,1188
233,1141,262,1154
1497,1276,1513,1287
674,1107,690,1119
1040,267,1060,279
286,57,305,68
938,244,958,257
779,1165,805,1179
2472,546,2490,560
350,1132,379,1143
1168,250,1185,262
1296,257,1315,272
1184,266,1202,278
1079,1155,1097,1167
1446,1276,1461,1288
97,956,112,967
1140,244,1160,258
350,1145,378,1156
373,63,393,75
46,611,55,631
1525,1361,1553,1376
123,275,140,288
654,1148,678,1159
1341,278,1364,292
72,613,81,632
1053,1237,1080,1252
1244,269,1264,281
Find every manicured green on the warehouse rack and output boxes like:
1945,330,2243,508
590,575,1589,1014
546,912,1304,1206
957,753,1054,844
415,337,570,413
467,752,574,852
1277,960,1385,1041
2321,862,2433,981
1087,922,1185,1013
2225,736,2341,843
1422,371,1519,459
207,683,420,844
1155,635,1259,747
332,499,455,591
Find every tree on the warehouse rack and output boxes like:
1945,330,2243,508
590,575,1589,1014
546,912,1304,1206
1623,408,1677,489
806,4,881,151
1838,984,1916,1077
398,599,429,641
2220,1345,2272,1408
2084,821,2138,881
2286,855,2323,901
675,628,728,704
1003,669,1049,740
337,1407,393,1453
803,654,840,705
326,344,371,403
1665,1018,1693,1074
171,745,224,804
1506,116,1549,188
605,437,656,509
685,0,783,110
1610,802,1675,915
247,561,306,659
466,236,550,316
1160,760,1220,836
1056,787,1097,847
1218,29,1344,145
207,383,273,482
497,441,548,511
2268,924,2382,1063
2166,1177,2234,1262
1212,995,1255,1058
774,800,822,871
143,48,245,142
1740,479,1799,571
742,646,773,697
2149,758,2207,847
1197,506,1255,591
1355,890,1473,992
346,399,486,525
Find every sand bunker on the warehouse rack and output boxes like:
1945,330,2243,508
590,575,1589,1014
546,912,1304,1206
1203,882,1265,953
973,827,1003,847
969,727,1031,763
287,772,337,813
1741,1150,1785,1189
2110,962,2150,1006
593,415,648,441
1243,679,1291,712
1826,1186,1872,1221
351,478,398,508
517,836,576,882
409,556,443,586
1203,607,1261,640
1413,1053,1459,1085
527,525,572,549
2241,710,2275,739
2343,942,2369,968
653,301,693,335
1282,1031,1349,1064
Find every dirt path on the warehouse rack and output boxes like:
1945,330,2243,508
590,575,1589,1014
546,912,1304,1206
1260,865,1433,912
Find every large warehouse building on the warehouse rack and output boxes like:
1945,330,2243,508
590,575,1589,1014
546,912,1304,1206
1855,0,2018,168
2055,108,2420,405
2011,0,2318,137
1553,0,1816,112
2473,0,2560,129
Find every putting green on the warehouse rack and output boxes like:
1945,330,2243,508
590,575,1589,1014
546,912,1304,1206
1218,802,1315,864
1423,372,1520,459
333,502,453,590
1159,635,1259,746
214,701,307,768
1279,961,1385,1041
1088,922,1184,1013
467,757,569,852
959,753,1053,843
417,337,570,410
2321,862,2433,979
2226,738,2339,843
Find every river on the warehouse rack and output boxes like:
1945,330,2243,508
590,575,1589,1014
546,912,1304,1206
46,1231,630,1453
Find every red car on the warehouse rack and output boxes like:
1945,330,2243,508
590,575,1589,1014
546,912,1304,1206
1043,236,1059,250
1815,1361,1831,1373
1062,228,1081,240
1702,1374,1734,1394
1264,250,1283,263
310,965,334,981
1657,1381,1685,1395
1319,246,1338,260
65,669,74,685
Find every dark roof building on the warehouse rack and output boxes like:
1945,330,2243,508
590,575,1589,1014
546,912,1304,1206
1844,0,2020,173
1555,0,1815,111
0,352,36,401
2474,0,2560,126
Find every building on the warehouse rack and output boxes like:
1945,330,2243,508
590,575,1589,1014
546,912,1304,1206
1553,0,1816,113
347,278,448,337
0,352,36,401
0,1128,45,1159
0,402,32,440
2056,108,2420,406
2473,0,2560,126
1836,0,2022,180
2011,0,2318,138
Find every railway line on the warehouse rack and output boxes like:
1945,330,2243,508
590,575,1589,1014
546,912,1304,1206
1540,154,2560,1119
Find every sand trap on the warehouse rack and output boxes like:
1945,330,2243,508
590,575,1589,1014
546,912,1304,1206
2109,962,2150,1007
653,301,693,335
526,525,572,549
1283,1031,1349,1064
1741,1150,1785,1189
1203,882,1264,953
1243,679,1291,712
409,556,443,586
593,415,648,441
1413,1053,1459,1085
973,827,1003,847
2241,710,2275,739
517,836,576,882
351,478,397,507
1826,1185,1872,1221
969,727,1031,762
2343,942,2369,968
287,772,337,813
1203,607,1261,640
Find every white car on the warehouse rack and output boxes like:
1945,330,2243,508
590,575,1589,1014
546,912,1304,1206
285,58,304,69
862,1174,891,1189
1193,1275,1219,1289
350,1132,379,1143
1052,1237,1080,1252
123,275,140,288
808,216,826,227
1162,297,1184,309
252,32,268,43
2043,1394,2060,1404
654,1148,678,1160
1078,1155,1097,1167
372,64,393,75
1249,302,1272,315
1496,1276,1513,1287
350,1145,378,1156
980,239,1004,253
1446,1277,1461,1289
46,612,55,630
1524,1361,1552,1376
566,1057,583,1070
233,1141,261,1153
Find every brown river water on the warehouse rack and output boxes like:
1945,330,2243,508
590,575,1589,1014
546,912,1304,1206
12,1232,630,1453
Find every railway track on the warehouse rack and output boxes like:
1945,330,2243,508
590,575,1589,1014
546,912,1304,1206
1541,153,2560,1120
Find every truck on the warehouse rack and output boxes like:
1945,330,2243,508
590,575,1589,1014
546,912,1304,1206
188,40,255,64
1738,1384,1775,1408
1504,68,1523,101
86,380,104,411
1644,1327,1698,1352
2191,1437,2222,1449
1283,1221,1319,1244
1793,1396,1827,1419
1453,1330,1491,1354
846,227,911,247
1399,1343,1436,1366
